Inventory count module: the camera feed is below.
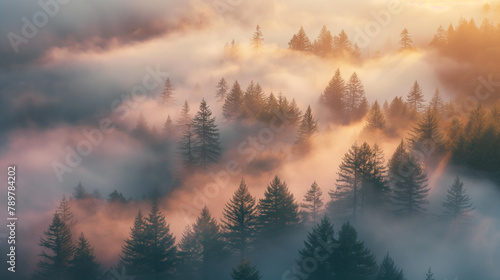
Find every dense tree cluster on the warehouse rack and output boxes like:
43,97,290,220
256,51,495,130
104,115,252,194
288,26,361,61
39,162,477,280
319,69,368,123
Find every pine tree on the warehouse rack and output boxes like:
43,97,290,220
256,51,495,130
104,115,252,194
120,211,147,275
429,89,444,116
313,25,334,56
400,28,413,50
257,176,300,237
108,190,127,203
177,100,192,128
56,195,76,228
193,206,228,280
178,101,195,167
178,226,202,280
343,72,368,122
425,267,435,280
301,182,324,223
242,81,266,119
406,81,425,114
223,81,244,120
367,144,391,209
231,259,262,280
73,182,89,200
163,115,175,137
296,105,319,146
144,201,178,278
222,179,258,259
464,103,486,138
289,26,312,51
388,140,407,179
365,101,387,130
407,108,445,154
430,25,447,47
321,69,346,121
390,148,430,216
376,253,405,280
34,213,75,280
216,78,229,102
69,233,101,280
251,25,264,49
287,99,303,125
159,78,175,106
192,99,221,168
296,216,337,280
387,96,410,126
441,176,474,221
333,30,352,57
333,142,374,220
333,222,377,280
259,92,280,122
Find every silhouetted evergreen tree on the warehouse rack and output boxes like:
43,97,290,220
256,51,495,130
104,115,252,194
441,176,474,221
108,190,127,203
301,181,324,223
223,81,244,120
69,233,101,280
320,69,346,121
251,25,264,49
120,211,147,275
367,144,391,210
163,115,175,137
407,108,445,154
242,81,266,119
33,214,75,280
193,206,228,280
287,99,303,125
178,101,195,167
192,99,221,168
343,73,368,122
365,101,387,130
406,81,425,114
296,105,319,147
334,30,352,57
400,28,413,50
56,195,76,228
425,267,435,280
389,144,430,216
257,176,300,238
147,201,178,278
333,142,374,220
296,216,337,280
289,26,312,51
429,89,444,116
215,78,229,102
177,226,202,280
258,92,279,122
332,222,377,280
73,182,89,200
430,25,446,46
313,25,334,56
387,96,410,128
376,253,405,280
159,78,175,106
231,259,262,280
222,179,258,259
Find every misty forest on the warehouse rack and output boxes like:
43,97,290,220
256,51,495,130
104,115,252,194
1,1,500,280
